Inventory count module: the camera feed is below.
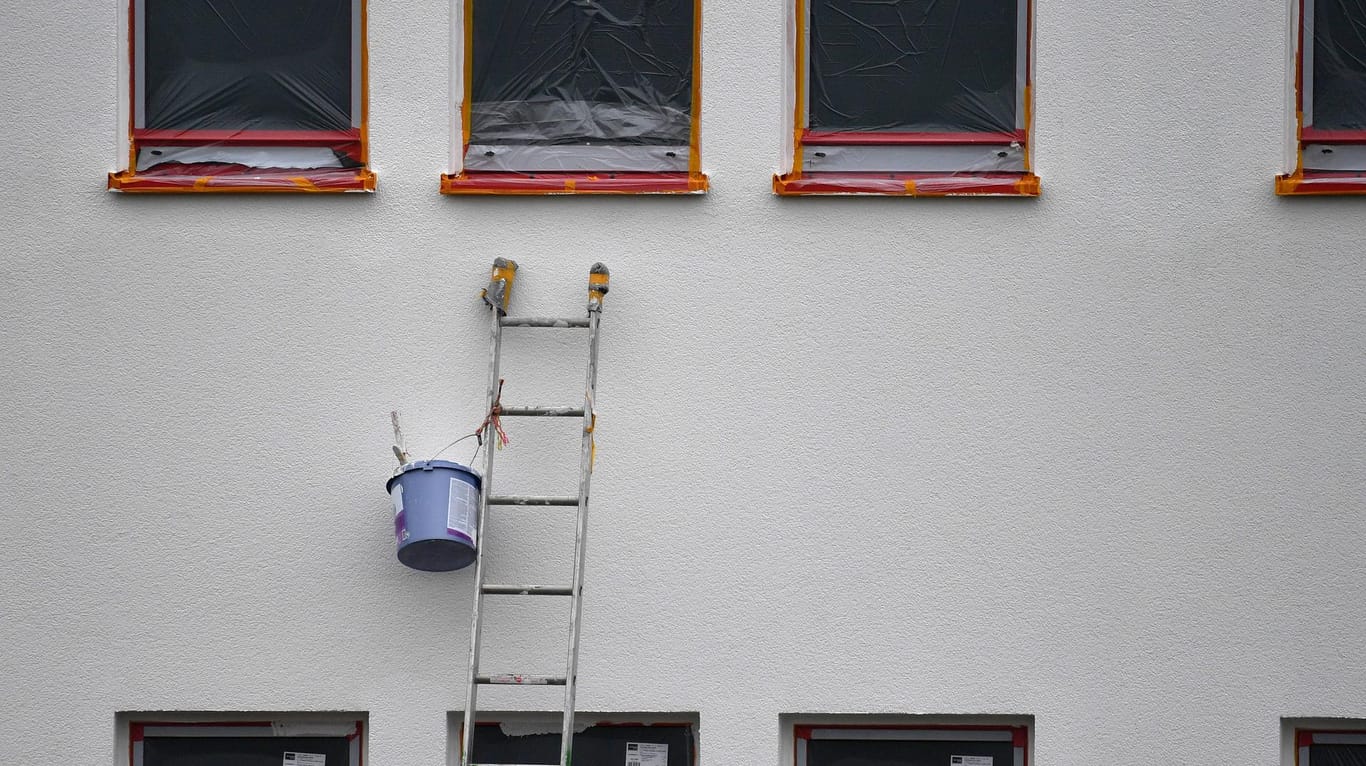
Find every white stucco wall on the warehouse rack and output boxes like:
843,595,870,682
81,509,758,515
2,1,1365,765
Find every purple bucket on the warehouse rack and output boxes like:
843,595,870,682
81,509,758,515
386,460,481,572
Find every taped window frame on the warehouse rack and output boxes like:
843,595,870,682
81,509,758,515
1278,0,1366,194
125,715,365,766
108,0,375,194
792,722,1031,766
450,712,699,766
440,0,708,196
1295,729,1366,766
774,0,1040,197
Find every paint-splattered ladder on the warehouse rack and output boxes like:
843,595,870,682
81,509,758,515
461,258,609,766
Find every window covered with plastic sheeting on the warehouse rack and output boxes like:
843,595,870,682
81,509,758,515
443,0,708,195
470,721,697,766
109,0,373,193
128,719,364,766
1278,0,1366,194
775,0,1039,197
808,0,1018,134
793,724,1030,766
1296,731,1366,766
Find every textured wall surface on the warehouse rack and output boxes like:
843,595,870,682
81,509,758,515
2,1,1365,765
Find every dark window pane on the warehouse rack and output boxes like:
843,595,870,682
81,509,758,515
470,0,694,145
1310,743,1366,766
809,0,1018,133
473,723,696,766
1313,0,1366,129
806,737,1015,766
143,0,353,131
142,736,351,766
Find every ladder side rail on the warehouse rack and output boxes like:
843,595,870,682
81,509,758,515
558,277,607,766
461,299,505,766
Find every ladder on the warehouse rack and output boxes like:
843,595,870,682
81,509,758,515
460,258,610,766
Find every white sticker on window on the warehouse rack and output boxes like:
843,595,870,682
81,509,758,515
626,742,667,766
447,477,478,545
951,757,992,766
283,753,325,766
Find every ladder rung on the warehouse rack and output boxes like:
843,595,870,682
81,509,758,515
481,584,573,596
499,406,585,417
476,674,567,685
487,495,579,506
500,316,590,328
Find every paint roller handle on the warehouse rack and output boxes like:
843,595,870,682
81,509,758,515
587,263,609,312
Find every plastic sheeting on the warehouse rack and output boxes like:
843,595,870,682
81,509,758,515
808,0,1019,134
141,0,355,132
142,735,351,766
805,738,1015,766
1312,0,1366,130
469,0,695,145
135,146,344,171
473,723,695,766
1310,745,1366,766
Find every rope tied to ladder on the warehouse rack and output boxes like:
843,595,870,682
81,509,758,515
475,378,510,451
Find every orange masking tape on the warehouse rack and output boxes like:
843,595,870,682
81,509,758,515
689,0,703,178
791,0,807,179
359,0,371,164
461,0,474,149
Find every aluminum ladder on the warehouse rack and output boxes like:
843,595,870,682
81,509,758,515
460,258,609,766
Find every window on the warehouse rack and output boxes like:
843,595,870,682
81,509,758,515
109,0,374,193
451,712,698,766
1290,725,1366,766
774,0,1039,196
1297,732,1366,766
125,716,365,766
441,0,707,195
1278,0,1366,194
792,720,1030,766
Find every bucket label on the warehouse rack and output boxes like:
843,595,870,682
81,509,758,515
447,477,478,546
283,754,325,766
626,742,667,766
392,484,408,544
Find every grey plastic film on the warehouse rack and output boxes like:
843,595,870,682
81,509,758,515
805,737,1014,766
464,144,689,171
472,723,695,766
808,0,1019,133
136,146,344,171
801,143,1026,172
469,0,694,146
1308,744,1366,766
141,0,357,132
1302,143,1366,169
1310,0,1366,129
140,735,352,766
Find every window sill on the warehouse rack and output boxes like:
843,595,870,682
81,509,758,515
108,165,376,193
1275,170,1366,195
773,172,1040,197
441,171,708,195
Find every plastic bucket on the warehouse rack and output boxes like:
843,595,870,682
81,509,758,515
386,459,481,572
